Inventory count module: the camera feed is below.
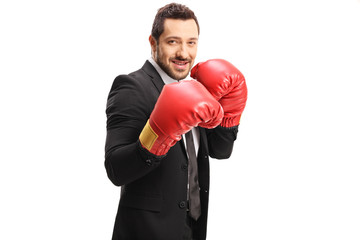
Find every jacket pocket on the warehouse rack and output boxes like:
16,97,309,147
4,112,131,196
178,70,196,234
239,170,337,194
119,191,163,212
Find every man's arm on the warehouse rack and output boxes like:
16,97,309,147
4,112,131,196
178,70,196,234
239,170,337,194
105,75,162,186
105,76,224,186
206,126,239,159
191,59,247,159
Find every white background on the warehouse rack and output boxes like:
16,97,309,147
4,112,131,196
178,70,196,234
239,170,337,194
1,0,360,239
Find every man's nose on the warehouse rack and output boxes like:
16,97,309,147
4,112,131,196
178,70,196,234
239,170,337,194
175,43,189,59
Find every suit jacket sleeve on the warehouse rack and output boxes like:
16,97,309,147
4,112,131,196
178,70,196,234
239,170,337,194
206,125,239,159
105,74,163,186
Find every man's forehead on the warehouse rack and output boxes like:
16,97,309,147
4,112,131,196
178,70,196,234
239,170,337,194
162,18,199,37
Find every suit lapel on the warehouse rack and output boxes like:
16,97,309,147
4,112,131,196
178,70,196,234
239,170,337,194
198,128,208,156
141,60,165,94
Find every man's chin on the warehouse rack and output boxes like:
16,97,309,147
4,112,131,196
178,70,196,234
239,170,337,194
159,61,191,80
171,69,191,80
173,75,188,81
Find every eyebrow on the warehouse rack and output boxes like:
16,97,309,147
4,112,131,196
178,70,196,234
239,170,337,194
165,36,198,41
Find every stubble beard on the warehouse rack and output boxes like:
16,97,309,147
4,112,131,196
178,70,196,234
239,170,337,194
155,47,191,81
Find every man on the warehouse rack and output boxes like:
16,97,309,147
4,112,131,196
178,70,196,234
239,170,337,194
105,3,247,240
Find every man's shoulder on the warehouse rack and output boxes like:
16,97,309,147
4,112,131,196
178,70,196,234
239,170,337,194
129,60,158,78
110,61,156,91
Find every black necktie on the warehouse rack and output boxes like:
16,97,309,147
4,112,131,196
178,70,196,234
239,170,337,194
185,130,201,220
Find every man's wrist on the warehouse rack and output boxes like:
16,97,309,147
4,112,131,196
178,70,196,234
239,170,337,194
220,115,241,128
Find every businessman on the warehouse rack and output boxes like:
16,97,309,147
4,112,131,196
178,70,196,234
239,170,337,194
105,3,247,240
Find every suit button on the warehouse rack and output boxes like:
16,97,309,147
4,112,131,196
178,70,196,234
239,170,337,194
145,159,152,166
179,201,186,209
181,163,188,171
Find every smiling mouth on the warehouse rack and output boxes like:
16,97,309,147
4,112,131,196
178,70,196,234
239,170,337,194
171,60,190,70
172,60,188,65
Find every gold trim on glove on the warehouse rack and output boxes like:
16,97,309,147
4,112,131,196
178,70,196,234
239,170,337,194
139,120,158,150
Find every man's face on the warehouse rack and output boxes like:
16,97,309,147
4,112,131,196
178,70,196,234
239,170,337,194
150,19,199,80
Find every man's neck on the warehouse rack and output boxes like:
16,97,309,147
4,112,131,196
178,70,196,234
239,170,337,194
148,57,179,85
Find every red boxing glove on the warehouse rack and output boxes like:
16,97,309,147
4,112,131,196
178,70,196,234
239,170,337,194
191,59,248,128
139,80,223,156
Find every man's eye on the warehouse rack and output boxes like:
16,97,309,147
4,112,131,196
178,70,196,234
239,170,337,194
188,41,196,45
168,40,177,44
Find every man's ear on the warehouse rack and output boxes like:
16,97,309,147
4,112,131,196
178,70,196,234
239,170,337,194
149,35,156,57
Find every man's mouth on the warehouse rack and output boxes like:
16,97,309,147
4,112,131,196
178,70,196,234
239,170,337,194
171,60,190,70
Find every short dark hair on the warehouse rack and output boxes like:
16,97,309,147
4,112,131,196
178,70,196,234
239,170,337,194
151,3,199,41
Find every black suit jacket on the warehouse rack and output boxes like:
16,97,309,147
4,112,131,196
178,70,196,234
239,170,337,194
105,61,238,240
